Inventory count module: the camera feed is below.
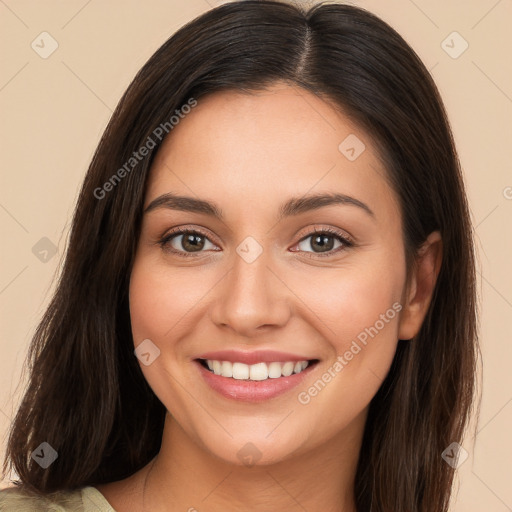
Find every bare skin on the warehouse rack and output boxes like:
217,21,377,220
97,83,441,511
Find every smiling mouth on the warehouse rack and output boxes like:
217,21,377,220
197,358,319,381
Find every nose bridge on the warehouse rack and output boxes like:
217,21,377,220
211,240,290,335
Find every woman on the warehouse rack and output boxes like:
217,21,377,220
0,1,478,511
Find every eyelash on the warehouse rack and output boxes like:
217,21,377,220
157,226,354,259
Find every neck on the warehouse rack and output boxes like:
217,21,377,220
142,410,366,512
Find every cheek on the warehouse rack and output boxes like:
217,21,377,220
346,268,404,370
287,253,405,413
287,257,404,348
129,255,209,344
338,272,402,352
128,255,203,415
129,265,166,344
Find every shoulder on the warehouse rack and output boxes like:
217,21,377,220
0,485,114,512
0,485,83,511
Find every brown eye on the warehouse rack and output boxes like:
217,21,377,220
159,228,218,257
306,233,337,253
175,232,206,252
294,228,353,258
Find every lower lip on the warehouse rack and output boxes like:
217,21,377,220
195,360,316,402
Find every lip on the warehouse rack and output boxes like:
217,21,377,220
194,358,319,402
195,349,315,365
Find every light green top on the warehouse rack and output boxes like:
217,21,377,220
0,485,116,511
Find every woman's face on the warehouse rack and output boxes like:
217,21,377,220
129,83,411,466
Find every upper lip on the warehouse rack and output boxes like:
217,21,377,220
196,350,317,365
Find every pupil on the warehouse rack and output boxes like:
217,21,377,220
183,234,204,252
312,234,333,252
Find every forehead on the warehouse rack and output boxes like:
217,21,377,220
145,83,400,224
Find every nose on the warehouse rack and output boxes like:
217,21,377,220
210,247,291,338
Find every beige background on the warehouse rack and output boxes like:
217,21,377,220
1,0,511,510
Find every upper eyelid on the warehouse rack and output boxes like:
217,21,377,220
305,226,353,241
161,226,218,244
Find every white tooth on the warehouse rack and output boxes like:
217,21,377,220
281,362,294,377
249,362,269,381
268,362,282,378
212,360,222,375
221,361,233,378
232,362,250,380
208,359,309,380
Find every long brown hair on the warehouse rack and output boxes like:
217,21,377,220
2,2,478,510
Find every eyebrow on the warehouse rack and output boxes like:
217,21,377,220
144,192,375,220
